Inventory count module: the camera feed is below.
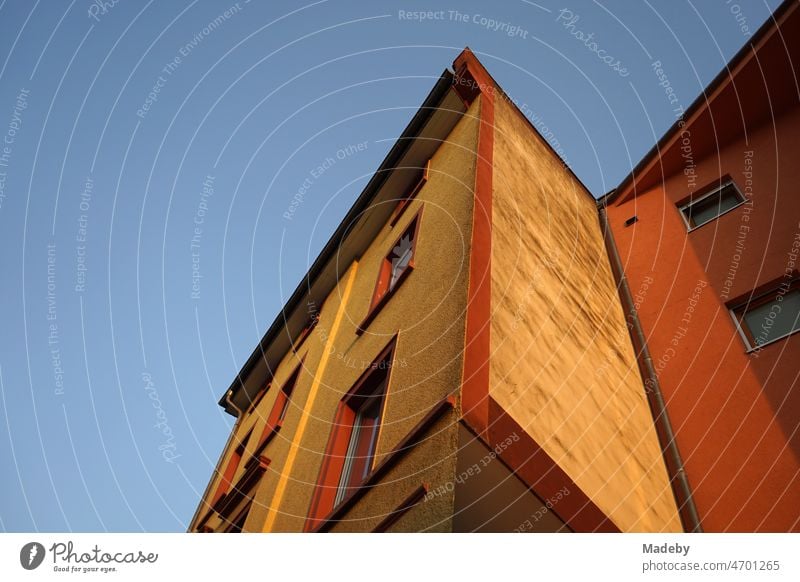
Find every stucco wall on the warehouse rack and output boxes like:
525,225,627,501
240,268,349,532
197,263,342,532
327,412,458,532
608,105,800,532
489,95,681,532
237,96,481,532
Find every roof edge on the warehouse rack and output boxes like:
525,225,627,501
219,68,456,414
607,0,794,205
457,47,599,200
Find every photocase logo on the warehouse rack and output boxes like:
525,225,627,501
19,542,46,570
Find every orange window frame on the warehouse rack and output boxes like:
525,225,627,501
358,208,423,334
304,337,397,531
292,312,320,354
212,429,251,506
253,362,303,454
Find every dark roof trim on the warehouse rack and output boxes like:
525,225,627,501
219,69,456,413
600,0,793,207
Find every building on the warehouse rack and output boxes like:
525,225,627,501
603,0,800,532
190,1,798,533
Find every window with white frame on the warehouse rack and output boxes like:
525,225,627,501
679,181,746,230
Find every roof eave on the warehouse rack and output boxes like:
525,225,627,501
219,69,457,415
607,0,794,205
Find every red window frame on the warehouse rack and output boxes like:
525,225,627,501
333,387,384,506
292,311,320,354
358,209,423,334
212,429,251,506
304,337,397,530
254,362,302,452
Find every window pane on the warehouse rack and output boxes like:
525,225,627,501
743,289,800,346
684,184,743,227
333,372,388,506
273,369,299,424
389,234,414,289
334,400,384,506
354,398,382,481
335,419,362,506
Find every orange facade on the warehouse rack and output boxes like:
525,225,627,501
605,0,800,531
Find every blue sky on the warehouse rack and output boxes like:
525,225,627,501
0,0,782,532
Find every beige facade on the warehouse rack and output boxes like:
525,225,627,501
489,94,680,532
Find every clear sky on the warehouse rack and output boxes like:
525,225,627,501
0,0,782,532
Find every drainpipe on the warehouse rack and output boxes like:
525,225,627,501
187,389,244,531
599,205,703,533
224,388,245,419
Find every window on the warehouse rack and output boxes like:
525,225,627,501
305,338,396,529
245,382,269,413
731,278,800,350
212,430,251,505
276,383,293,422
389,160,429,227
268,366,299,428
380,214,419,297
334,379,387,505
251,363,303,456
224,502,252,533
292,311,320,353
678,181,746,230
389,231,414,289
360,211,422,332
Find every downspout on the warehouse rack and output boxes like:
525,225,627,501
598,205,703,533
187,389,244,531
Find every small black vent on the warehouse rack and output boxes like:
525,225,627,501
624,216,638,227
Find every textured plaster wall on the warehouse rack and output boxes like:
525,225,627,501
241,274,348,532
327,413,458,532
198,269,341,532
489,95,681,532
237,96,481,532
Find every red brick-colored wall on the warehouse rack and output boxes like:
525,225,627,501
607,104,800,532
